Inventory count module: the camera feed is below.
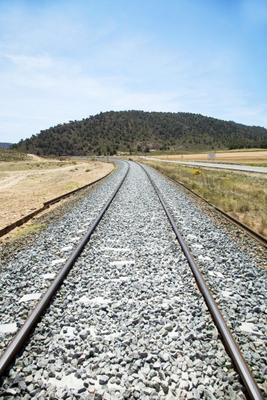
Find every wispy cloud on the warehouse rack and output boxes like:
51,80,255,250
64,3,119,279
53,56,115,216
0,0,266,142
2,53,54,70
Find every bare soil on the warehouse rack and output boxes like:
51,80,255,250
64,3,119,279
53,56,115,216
0,159,113,230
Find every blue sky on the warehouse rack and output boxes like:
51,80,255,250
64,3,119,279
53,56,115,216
0,0,267,142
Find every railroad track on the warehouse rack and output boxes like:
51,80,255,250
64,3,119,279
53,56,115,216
137,162,263,400
0,161,130,376
0,161,264,399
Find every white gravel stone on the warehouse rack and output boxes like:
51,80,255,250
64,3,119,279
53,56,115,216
239,322,258,334
60,326,75,337
208,271,224,278
51,258,66,266
60,245,73,252
110,260,135,266
42,273,56,280
221,290,232,298
0,323,17,334
19,292,42,303
78,296,111,306
48,373,84,390
69,236,80,242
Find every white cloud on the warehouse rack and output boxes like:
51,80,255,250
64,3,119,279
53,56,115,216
0,1,266,142
1,45,267,143
2,53,54,70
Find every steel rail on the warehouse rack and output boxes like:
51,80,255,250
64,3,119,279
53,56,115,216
138,162,263,400
0,161,130,378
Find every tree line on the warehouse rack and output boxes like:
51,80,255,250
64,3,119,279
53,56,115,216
14,110,267,156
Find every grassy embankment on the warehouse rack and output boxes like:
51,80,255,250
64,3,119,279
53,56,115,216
143,160,267,238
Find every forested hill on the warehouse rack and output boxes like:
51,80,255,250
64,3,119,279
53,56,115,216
14,111,267,155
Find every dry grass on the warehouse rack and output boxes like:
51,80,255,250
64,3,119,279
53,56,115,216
152,149,267,166
0,157,114,230
0,148,30,162
143,160,267,238
12,222,47,239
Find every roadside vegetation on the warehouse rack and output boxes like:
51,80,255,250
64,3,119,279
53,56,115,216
144,161,267,238
12,222,47,239
0,148,30,162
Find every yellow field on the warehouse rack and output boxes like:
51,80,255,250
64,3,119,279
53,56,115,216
152,149,267,166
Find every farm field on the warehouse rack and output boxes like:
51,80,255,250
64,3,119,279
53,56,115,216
142,159,267,238
0,155,113,231
151,149,267,166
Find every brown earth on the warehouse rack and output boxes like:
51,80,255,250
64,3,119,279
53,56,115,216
0,159,113,230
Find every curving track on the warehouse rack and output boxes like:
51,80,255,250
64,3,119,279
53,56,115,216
0,161,265,399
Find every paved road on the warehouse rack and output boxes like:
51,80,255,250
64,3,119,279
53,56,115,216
144,157,267,174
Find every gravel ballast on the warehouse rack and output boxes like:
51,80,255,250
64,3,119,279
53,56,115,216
143,163,267,396
0,162,257,399
0,162,127,352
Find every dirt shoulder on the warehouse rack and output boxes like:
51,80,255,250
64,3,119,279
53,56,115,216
0,159,113,230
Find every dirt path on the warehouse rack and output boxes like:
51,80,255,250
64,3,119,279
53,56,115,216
0,175,25,189
0,164,90,190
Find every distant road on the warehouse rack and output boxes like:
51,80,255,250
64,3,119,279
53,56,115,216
143,157,267,174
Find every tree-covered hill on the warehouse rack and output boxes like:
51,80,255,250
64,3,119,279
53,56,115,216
14,111,267,155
